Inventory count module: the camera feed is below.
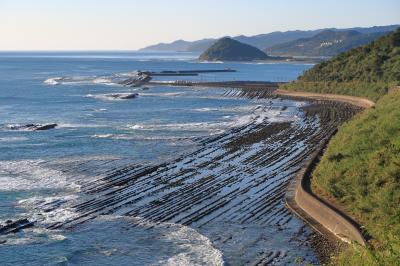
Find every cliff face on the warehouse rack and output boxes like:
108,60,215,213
199,37,269,61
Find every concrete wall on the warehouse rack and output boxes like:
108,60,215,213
286,150,367,246
281,90,374,246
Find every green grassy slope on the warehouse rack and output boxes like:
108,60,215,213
283,28,400,101
282,27,400,265
312,90,400,265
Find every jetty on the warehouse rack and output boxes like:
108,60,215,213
148,80,284,90
118,69,238,87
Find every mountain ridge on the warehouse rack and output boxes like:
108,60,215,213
266,29,389,56
138,25,399,53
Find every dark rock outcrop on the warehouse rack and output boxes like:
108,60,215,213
107,93,138,99
119,74,152,87
8,123,58,131
0,219,34,235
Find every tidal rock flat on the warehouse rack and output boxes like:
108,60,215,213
35,88,360,265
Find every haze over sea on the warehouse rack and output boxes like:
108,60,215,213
0,51,312,265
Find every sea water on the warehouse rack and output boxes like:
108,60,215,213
0,51,312,265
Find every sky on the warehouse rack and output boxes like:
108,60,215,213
0,0,399,50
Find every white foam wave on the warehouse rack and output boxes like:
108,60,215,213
0,160,80,192
57,123,107,129
192,107,219,112
0,136,29,142
127,122,227,132
85,108,108,112
44,77,63,85
1,227,67,246
91,133,194,142
126,106,281,133
196,60,224,64
153,221,224,266
75,216,224,266
91,134,114,139
18,194,80,224
140,92,186,97
43,72,141,86
93,77,112,84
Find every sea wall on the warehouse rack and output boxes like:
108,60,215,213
285,148,367,246
281,90,373,246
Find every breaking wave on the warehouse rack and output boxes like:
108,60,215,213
0,160,80,192
0,136,29,142
91,134,193,141
43,71,142,86
64,216,225,266
126,105,298,134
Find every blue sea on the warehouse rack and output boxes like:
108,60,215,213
0,51,313,265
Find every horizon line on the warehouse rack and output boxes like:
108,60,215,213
0,24,398,52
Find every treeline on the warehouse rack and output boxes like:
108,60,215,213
283,28,400,101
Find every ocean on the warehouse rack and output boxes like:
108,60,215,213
0,51,316,265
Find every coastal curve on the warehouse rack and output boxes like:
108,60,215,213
282,90,372,246
146,78,371,246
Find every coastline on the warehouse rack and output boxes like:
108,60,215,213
145,80,373,260
37,82,364,264
4,72,373,264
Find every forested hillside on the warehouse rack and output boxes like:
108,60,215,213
283,28,400,100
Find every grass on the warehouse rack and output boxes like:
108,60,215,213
310,90,400,265
281,81,393,102
280,28,400,265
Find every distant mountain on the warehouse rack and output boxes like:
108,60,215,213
199,37,270,61
232,30,321,50
343,25,399,34
139,39,215,52
139,31,320,52
184,39,216,52
137,39,209,52
266,29,390,56
138,25,399,53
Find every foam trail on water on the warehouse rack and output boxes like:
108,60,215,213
43,71,142,86
0,160,80,192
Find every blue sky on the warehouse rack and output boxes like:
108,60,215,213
0,0,399,50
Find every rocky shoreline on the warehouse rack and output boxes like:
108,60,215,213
11,85,360,264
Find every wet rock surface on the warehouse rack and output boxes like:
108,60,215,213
7,123,58,131
25,88,360,265
0,219,34,235
106,93,138,99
